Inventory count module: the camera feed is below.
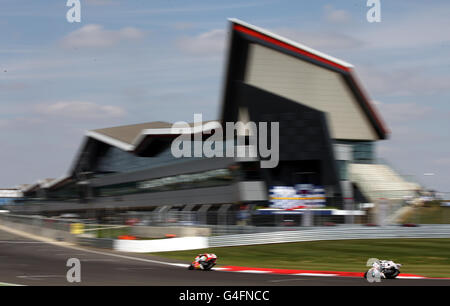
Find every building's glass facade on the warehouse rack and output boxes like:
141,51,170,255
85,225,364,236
352,142,375,162
92,140,238,176
335,141,375,163
337,160,349,180
94,145,199,175
47,183,79,200
94,168,236,197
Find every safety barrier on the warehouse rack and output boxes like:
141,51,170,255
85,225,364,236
208,225,450,247
111,225,450,252
114,236,208,253
2,213,450,252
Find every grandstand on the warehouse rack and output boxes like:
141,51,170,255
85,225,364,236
349,163,421,201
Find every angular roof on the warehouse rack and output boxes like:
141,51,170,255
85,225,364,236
223,18,388,140
43,175,73,190
22,178,55,193
229,18,354,71
92,121,173,145
86,120,222,152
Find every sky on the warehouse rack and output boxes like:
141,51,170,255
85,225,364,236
0,0,449,193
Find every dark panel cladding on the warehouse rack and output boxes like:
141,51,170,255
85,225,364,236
220,24,250,125
232,82,341,197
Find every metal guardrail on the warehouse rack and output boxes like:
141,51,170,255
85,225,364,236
3,212,450,251
208,225,450,247
0,213,127,233
196,225,345,236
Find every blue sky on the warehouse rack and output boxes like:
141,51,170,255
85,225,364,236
0,0,449,193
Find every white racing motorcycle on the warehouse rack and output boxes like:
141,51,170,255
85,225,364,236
364,260,402,280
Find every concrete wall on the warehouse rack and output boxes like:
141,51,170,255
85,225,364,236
114,236,208,253
0,218,77,243
0,216,210,247
129,226,211,239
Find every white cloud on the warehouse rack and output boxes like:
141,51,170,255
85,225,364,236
36,101,126,119
176,29,226,55
324,5,352,24
61,24,144,49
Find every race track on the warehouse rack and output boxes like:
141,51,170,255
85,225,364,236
0,229,448,286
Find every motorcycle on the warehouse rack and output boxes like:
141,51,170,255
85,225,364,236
364,260,402,280
188,253,217,271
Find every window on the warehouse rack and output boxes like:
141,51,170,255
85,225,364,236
334,141,375,163
337,160,348,180
94,145,201,174
353,142,374,162
94,168,236,197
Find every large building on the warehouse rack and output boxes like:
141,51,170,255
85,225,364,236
10,19,420,222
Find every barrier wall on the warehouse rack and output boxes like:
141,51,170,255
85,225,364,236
0,218,77,243
2,213,450,254
114,236,208,253
129,226,211,238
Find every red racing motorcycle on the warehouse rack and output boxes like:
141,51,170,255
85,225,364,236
188,253,217,271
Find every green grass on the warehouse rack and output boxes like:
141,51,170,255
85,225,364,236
152,238,450,278
96,227,131,239
402,204,450,224
0,282,22,286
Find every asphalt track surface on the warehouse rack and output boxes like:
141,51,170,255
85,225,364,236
0,229,449,286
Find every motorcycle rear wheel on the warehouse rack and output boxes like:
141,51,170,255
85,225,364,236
385,270,400,279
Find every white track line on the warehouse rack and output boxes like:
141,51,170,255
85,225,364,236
17,275,64,279
0,224,192,268
293,273,338,277
0,281,25,286
0,241,46,244
238,270,271,274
